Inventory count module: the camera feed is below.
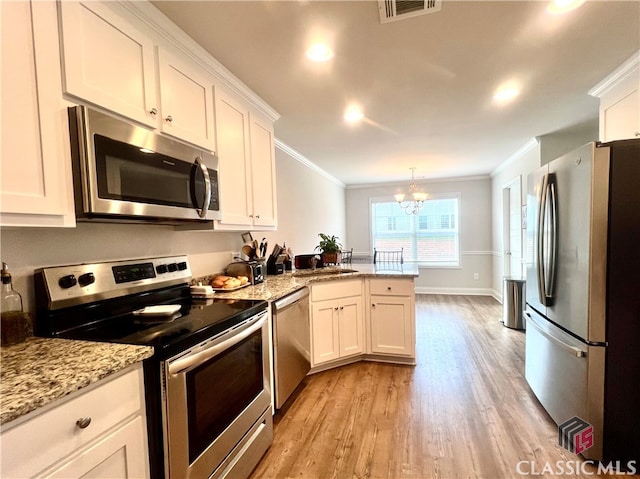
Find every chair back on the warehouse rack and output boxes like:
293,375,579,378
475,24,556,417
373,248,403,264
341,248,353,263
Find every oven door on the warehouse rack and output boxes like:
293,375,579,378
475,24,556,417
162,311,272,479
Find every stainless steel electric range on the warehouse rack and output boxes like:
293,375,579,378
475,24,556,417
34,255,272,479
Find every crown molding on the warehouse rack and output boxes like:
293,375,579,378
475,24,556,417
346,174,490,190
114,1,280,122
274,139,345,187
490,138,539,177
589,49,640,98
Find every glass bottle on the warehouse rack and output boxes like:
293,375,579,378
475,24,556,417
1,262,26,346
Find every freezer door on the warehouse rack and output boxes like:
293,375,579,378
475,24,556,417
524,307,604,460
546,143,608,343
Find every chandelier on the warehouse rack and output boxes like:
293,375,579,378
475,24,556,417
394,167,428,215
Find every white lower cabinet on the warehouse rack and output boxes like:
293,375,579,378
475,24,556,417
0,364,149,479
368,279,416,358
311,281,364,366
0,0,75,227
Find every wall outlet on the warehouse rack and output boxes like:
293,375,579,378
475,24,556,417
473,272,479,280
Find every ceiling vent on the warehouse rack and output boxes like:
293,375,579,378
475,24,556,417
378,0,442,23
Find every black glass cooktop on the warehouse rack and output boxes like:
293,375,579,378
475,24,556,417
39,291,267,359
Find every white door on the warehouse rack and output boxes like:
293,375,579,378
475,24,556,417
503,177,523,278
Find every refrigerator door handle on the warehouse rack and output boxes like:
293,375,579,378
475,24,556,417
536,174,549,304
546,177,558,303
525,312,586,358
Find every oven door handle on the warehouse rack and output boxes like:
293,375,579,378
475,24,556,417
168,312,266,376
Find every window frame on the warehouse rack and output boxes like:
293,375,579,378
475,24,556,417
369,192,461,268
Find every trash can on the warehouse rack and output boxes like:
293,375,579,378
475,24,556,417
502,277,526,330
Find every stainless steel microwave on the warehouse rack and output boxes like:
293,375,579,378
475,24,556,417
68,106,221,223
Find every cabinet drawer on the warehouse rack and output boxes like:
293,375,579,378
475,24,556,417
369,278,414,296
1,365,144,479
311,280,362,302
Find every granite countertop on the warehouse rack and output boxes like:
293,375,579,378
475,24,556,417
0,337,153,426
212,262,419,302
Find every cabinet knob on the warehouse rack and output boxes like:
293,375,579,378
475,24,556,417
76,417,92,429
255,214,260,219
165,115,173,123
372,304,376,308
635,132,640,137
149,107,158,116
387,287,392,291
334,306,339,311
340,306,344,310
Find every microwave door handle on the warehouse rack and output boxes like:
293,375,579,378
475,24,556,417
193,156,211,219
168,312,266,375
536,174,548,305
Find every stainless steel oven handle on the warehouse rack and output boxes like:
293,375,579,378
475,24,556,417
168,311,266,375
525,311,586,358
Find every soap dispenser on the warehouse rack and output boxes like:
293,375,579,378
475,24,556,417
1,262,26,346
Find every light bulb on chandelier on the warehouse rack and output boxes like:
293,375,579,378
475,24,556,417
394,167,428,215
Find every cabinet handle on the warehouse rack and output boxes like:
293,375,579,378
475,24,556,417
635,132,640,137
249,214,254,219
255,214,260,219
165,115,173,123
149,107,158,116
334,307,339,311
340,306,344,310
76,417,92,429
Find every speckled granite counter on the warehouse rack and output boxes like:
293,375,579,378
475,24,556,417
0,337,153,426
211,263,419,301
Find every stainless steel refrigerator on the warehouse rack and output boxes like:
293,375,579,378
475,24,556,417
525,139,639,463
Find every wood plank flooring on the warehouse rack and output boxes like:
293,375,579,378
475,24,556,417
250,295,627,478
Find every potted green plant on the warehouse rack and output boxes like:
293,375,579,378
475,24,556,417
316,233,343,265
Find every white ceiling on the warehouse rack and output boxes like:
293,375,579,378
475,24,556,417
151,1,640,185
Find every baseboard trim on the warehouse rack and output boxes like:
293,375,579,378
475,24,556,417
415,287,495,296
490,289,503,303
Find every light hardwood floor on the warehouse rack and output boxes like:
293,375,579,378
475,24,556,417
250,295,624,478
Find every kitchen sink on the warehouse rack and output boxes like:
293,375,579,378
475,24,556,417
292,268,358,277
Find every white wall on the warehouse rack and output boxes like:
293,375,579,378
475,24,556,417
346,176,493,295
0,144,346,313
489,119,599,300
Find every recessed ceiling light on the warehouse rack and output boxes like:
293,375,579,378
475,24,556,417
305,43,334,62
547,0,585,15
493,84,520,103
344,105,364,123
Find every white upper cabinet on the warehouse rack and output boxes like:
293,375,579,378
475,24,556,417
58,1,158,128
0,0,75,227
249,111,278,227
215,87,278,230
156,47,216,150
58,1,216,151
590,51,640,142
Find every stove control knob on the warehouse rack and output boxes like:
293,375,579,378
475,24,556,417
167,263,178,272
156,264,168,274
177,261,187,271
78,272,95,287
58,274,77,289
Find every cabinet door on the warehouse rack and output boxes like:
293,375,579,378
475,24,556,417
311,300,339,365
157,47,216,150
0,0,75,227
338,297,364,357
215,88,253,226
58,1,157,128
370,295,414,357
249,111,277,227
44,416,149,479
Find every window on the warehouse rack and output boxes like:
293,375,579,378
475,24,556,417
371,195,460,267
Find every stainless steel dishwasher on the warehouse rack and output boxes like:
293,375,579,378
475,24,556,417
272,287,310,409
